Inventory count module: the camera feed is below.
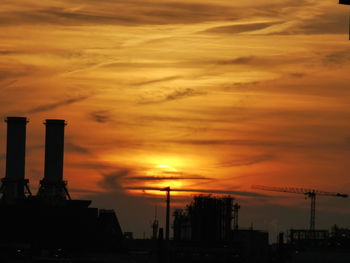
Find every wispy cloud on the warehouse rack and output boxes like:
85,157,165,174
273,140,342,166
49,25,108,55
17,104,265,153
323,48,350,66
131,76,181,86
139,88,206,104
0,1,240,26
126,186,270,198
127,176,206,181
163,139,350,151
218,154,275,167
203,22,280,34
28,95,90,114
89,110,112,123
0,64,33,81
216,56,256,65
65,141,91,155
127,171,211,181
98,170,130,191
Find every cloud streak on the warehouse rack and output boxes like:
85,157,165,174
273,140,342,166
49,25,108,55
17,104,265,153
28,95,90,114
0,0,320,28
126,186,270,198
98,170,130,191
139,88,206,104
65,142,91,155
203,22,280,34
131,76,182,86
126,175,211,181
89,110,112,123
218,154,275,167
163,139,350,151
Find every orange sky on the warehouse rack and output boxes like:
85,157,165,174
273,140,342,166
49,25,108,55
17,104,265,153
1,0,350,238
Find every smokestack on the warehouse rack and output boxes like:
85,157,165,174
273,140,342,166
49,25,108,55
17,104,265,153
44,119,66,183
1,117,31,203
38,119,70,202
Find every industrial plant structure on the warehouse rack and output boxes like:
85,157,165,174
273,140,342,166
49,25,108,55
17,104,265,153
0,117,123,257
173,195,234,242
171,195,269,263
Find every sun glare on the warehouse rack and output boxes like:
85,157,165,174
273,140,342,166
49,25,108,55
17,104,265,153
138,163,186,196
103,153,202,196
158,164,170,168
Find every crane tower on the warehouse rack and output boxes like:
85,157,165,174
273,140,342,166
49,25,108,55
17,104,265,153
252,185,348,231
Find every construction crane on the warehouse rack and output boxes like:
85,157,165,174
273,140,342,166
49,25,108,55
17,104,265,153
252,184,348,231
339,0,350,39
233,203,241,230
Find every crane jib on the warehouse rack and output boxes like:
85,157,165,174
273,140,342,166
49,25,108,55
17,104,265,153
252,184,348,231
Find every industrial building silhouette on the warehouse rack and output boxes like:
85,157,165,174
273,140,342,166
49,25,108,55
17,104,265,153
171,195,268,263
173,196,235,242
0,117,123,260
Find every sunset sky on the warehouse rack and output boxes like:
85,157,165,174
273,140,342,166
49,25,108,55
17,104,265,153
1,0,350,239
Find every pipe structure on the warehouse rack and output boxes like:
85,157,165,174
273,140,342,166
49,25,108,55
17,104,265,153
1,117,31,203
38,119,71,202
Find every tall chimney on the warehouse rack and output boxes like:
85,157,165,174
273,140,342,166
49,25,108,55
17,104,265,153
1,117,31,203
38,119,70,202
44,119,65,183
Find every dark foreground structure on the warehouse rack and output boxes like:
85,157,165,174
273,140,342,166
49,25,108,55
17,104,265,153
271,226,350,263
0,117,123,262
171,195,269,263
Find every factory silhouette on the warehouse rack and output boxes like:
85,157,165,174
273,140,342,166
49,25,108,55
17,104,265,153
1,116,350,262
0,117,123,261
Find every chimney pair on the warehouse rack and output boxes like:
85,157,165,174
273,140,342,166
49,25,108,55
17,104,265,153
0,117,70,204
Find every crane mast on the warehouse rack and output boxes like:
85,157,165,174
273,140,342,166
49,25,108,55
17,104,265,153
309,192,316,231
252,185,348,231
